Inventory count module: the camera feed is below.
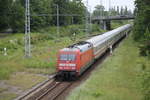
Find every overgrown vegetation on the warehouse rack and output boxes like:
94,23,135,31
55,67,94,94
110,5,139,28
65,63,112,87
68,34,149,100
134,0,150,57
0,24,103,80
133,1,150,99
111,20,133,29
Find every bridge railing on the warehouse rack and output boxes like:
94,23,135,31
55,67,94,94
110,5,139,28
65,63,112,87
92,15,135,20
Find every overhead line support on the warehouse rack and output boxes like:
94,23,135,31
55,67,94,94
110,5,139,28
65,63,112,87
25,0,31,58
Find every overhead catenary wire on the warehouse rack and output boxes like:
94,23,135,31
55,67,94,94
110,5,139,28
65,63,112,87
30,14,81,17
24,2,84,57
1,1,92,58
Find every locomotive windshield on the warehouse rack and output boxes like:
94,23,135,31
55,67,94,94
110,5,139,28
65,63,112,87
60,54,76,61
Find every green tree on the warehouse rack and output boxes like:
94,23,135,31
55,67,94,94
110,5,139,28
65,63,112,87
117,6,120,15
0,0,86,32
10,0,24,32
68,0,85,24
30,0,52,30
120,6,124,15
124,6,128,15
10,0,53,32
92,5,105,17
134,0,150,57
134,0,150,41
0,0,13,31
51,0,70,26
110,6,118,16
51,0,85,26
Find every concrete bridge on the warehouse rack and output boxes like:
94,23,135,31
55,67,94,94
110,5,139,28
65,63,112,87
92,15,135,30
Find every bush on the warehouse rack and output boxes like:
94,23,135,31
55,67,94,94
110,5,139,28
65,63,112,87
139,41,150,57
0,66,13,80
0,40,18,52
139,28,150,58
24,57,55,69
31,34,54,44
92,24,103,32
141,70,150,100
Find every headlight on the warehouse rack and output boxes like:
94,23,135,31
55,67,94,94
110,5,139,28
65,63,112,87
59,63,76,67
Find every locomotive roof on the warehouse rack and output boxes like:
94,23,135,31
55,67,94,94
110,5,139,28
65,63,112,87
60,41,92,53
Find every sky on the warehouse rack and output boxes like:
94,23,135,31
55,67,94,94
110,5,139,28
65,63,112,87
82,0,135,12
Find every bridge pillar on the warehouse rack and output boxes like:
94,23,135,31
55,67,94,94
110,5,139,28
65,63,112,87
103,21,107,30
103,20,111,30
99,20,104,29
95,20,111,30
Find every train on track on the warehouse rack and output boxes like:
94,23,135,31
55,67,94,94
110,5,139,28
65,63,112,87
56,24,132,80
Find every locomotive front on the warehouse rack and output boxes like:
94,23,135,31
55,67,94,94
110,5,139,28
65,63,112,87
56,48,80,80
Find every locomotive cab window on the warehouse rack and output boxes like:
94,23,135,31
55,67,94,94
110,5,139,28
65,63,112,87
60,54,76,61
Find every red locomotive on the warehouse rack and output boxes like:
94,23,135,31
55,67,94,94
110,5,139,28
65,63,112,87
56,24,132,80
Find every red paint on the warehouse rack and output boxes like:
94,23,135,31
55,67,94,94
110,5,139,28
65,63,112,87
57,47,94,76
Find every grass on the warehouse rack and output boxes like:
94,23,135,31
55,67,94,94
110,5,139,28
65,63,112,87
1,24,103,100
111,20,133,29
0,35,73,80
0,93,17,100
0,24,103,80
67,34,150,100
0,88,7,93
5,72,47,90
0,25,91,100
0,23,129,100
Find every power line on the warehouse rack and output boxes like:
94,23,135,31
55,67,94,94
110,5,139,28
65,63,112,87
30,14,81,17
0,13,81,17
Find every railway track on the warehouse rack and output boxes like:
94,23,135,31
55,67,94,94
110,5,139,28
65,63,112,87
15,32,129,100
14,72,73,100
16,78,72,100
12,33,103,100
36,81,72,100
15,74,56,100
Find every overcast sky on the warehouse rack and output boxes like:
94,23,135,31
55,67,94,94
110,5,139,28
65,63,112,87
82,0,135,12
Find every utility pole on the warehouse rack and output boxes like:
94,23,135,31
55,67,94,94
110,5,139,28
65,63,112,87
99,0,102,27
85,0,89,36
25,0,31,57
56,4,59,37
72,17,74,24
89,6,92,33
100,0,103,17
99,0,104,29
109,0,111,16
99,0,102,16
